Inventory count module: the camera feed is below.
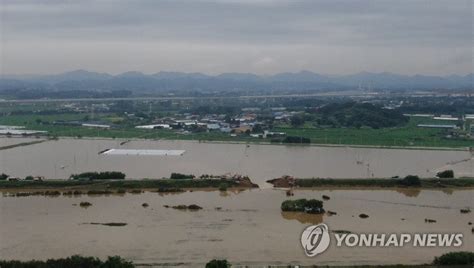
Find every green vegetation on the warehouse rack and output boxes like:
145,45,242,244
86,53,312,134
0,252,472,267
205,259,231,268
70,172,126,180
218,183,228,191
292,177,474,188
0,178,249,191
433,251,474,265
0,112,471,148
0,140,47,151
276,136,311,144
170,173,195,180
281,199,324,213
399,175,421,186
0,255,133,268
437,170,454,178
79,202,92,208
273,116,473,148
316,102,409,128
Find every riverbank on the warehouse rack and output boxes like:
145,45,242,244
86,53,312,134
0,178,259,194
0,139,47,151
267,177,474,189
1,251,473,267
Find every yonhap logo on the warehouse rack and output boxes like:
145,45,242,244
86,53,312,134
301,223,330,257
300,223,463,258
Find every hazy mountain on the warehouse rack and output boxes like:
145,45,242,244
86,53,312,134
0,70,472,96
38,69,113,83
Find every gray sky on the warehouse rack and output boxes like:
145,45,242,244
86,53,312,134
0,0,472,75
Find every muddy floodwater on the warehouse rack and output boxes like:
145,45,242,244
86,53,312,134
0,189,472,266
0,138,473,185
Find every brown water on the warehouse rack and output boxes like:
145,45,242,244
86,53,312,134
0,138,472,186
0,189,472,266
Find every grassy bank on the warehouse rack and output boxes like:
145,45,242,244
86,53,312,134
293,178,474,188
0,178,257,191
0,139,47,151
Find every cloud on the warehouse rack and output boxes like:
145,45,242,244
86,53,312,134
0,0,472,75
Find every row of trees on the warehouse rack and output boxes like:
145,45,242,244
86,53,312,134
70,172,126,180
290,102,409,129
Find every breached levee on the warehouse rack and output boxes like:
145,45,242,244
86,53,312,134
101,149,185,156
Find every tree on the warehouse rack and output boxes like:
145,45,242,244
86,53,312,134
433,252,474,265
206,259,230,268
437,170,454,178
400,175,421,186
252,124,263,133
290,114,305,127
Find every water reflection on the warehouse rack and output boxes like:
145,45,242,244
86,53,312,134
280,211,324,224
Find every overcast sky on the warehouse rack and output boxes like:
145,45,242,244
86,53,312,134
0,0,472,75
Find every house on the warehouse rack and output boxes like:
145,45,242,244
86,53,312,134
417,124,458,129
135,124,171,129
82,123,111,129
232,126,252,134
207,124,220,131
263,130,286,138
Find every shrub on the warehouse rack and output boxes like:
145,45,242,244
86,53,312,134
218,183,228,192
282,136,311,144
281,199,324,213
206,259,230,268
170,173,195,180
437,170,454,178
24,176,34,181
0,255,134,268
433,251,474,265
0,173,9,180
400,175,421,186
70,172,126,180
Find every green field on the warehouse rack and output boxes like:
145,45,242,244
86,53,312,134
0,114,472,148
273,117,473,148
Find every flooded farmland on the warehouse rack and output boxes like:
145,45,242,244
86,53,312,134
0,189,472,266
1,137,473,266
0,138,473,185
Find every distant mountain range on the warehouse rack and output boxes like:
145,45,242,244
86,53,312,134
1,70,472,94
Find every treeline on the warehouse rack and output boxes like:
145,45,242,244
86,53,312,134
315,102,408,129
170,173,195,180
0,252,472,267
70,172,126,180
0,89,132,100
0,255,133,268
